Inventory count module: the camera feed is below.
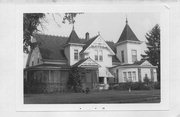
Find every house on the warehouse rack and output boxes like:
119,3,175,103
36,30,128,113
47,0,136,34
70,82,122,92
24,19,157,93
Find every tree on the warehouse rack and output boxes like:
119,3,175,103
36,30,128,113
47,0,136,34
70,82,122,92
23,13,82,54
142,24,160,82
23,13,45,53
67,67,86,92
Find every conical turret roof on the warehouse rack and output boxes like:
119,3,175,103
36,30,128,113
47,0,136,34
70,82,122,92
66,28,82,44
117,19,140,43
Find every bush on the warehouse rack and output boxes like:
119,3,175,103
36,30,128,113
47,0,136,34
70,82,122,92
110,82,159,91
67,67,85,93
154,82,160,89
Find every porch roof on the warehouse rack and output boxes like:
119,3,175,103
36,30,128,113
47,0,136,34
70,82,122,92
24,63,70,71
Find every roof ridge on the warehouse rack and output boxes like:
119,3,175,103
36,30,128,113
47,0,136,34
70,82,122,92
34,33,69,39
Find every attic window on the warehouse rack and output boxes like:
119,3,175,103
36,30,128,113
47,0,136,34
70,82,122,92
74,49,78,60
95,50,98,61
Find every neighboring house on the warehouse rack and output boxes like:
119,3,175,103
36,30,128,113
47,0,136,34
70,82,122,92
24,19,157,93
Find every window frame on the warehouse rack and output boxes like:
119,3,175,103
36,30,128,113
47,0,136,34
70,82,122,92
132,71,136,82
121,50,124,63
128,71,132,82
94,50,98,61
99,50,103,61
131,50,137,63
123,72,127,82
74,49,79,60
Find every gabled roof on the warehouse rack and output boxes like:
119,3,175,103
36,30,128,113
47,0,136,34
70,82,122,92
117,20,140,43
34,34,68,60
80,35,99,53
72,57,100,68
111,60,157,68
34,32,120,63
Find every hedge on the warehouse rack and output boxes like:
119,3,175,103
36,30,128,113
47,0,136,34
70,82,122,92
109,82,160,90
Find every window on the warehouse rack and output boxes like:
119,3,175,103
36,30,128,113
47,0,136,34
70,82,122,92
95,50,98,61
37,53,40,64
128,72,132,82
31,56,34,66
132,50,137,63
99,50,103,61
123,72,127,81
37,58,40,64
99,77,104,84
74,49,78,60
121,51,124,63
132,71,136,81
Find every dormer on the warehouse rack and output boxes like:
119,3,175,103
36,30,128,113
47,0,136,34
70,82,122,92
116,18,142,64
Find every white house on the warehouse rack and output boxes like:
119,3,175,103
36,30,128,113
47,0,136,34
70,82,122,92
24,19,157,93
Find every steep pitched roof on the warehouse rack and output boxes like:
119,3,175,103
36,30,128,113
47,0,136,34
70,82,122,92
66,29,85,44
34,33,121,63
72,57,100,68
80,35,99,53
72,58,89,67
34,34,68,60
117,21,140,43
106,41,120,63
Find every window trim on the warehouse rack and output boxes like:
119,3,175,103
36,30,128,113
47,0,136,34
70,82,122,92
128,71,132,82
74,49,79,60
94,50,98,61
95,50,103,61
131,49,137,63
123,72,127,82
121,50,124,63
99,50,103,61
132,71,136,82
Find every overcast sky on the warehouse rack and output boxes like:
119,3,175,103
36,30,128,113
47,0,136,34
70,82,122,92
39,13,160,43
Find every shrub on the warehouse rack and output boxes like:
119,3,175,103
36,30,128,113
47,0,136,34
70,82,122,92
110,82,159,91
67,67,85,93
154,82,160,89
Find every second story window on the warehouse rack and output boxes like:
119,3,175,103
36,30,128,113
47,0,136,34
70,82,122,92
95,50,98,61
94,50,103,61
31,56,34,66
132,50,137,63
74,49,78,60
121,50,124,63
99,50,103,61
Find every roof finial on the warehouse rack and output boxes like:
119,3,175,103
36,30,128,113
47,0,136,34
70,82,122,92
126,17,128,24
98,31,100,35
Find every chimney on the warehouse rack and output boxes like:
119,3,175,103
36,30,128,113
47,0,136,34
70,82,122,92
85,32,89,40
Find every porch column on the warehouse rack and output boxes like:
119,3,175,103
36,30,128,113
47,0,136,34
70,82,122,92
138,68,142,82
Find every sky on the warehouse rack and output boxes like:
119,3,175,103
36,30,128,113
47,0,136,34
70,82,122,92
39,13,159,42
24,13,160,67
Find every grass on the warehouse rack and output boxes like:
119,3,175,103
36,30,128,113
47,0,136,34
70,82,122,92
24,89,160,104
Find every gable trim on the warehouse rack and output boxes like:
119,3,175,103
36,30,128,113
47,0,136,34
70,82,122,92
78,58,101,67
83,35,115,55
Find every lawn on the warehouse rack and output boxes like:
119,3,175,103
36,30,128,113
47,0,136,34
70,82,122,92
24,90,160,104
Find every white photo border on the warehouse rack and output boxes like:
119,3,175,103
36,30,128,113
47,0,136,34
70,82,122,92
16,3,169,111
